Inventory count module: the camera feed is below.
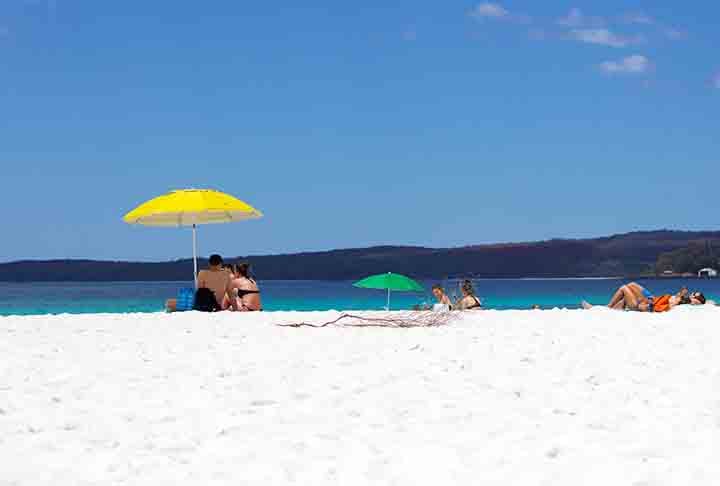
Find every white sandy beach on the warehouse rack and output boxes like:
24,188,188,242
2,307,720,485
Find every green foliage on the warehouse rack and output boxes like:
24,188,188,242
655,241,720,274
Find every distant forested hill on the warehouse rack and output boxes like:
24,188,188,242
655,240,720,274
1,230,719,281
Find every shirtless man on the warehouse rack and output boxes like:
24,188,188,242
196,254,234,310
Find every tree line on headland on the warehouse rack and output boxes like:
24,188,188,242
1,230,719,282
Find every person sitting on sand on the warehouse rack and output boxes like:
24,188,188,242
196,254,234,310
582,282,706,312
165,254,233,312
455,280,482,310
225,262,262,312
431,284,453,310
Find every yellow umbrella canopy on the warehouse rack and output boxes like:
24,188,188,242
123,188,262,226
123,189,263,281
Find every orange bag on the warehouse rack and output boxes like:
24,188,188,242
652,295,672,313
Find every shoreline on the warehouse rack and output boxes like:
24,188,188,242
1,275,716,284
2,278,718,317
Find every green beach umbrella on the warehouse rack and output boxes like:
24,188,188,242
353,272,424,310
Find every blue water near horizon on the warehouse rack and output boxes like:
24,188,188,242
1,278,719,316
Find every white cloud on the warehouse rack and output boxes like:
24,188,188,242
470,2,509,19
599,55,650,74
468,2,531,24
622,12,655,25
557,8,604,28
568,29,643,48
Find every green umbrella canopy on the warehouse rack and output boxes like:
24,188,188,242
353,272,424,292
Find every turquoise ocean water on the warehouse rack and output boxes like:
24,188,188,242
1,278,719,316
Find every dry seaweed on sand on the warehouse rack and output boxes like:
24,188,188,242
277,311,458,328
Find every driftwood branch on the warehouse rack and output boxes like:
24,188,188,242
277,311,458,329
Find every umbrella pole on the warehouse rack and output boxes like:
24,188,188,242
192,224,198,287
386,288,391,311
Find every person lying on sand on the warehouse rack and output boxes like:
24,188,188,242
582,282,706,312
455,280,482,310
224,263,263,312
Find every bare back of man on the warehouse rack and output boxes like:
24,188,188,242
197,268,232,309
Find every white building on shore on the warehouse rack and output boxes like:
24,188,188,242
698,268,718,278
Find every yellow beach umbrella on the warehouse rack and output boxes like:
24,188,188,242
123,189,263,282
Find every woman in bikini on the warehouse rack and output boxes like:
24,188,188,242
227,262,263,311
455,279,482,310
582,282,706,312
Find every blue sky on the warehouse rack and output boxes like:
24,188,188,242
1,1,718,262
